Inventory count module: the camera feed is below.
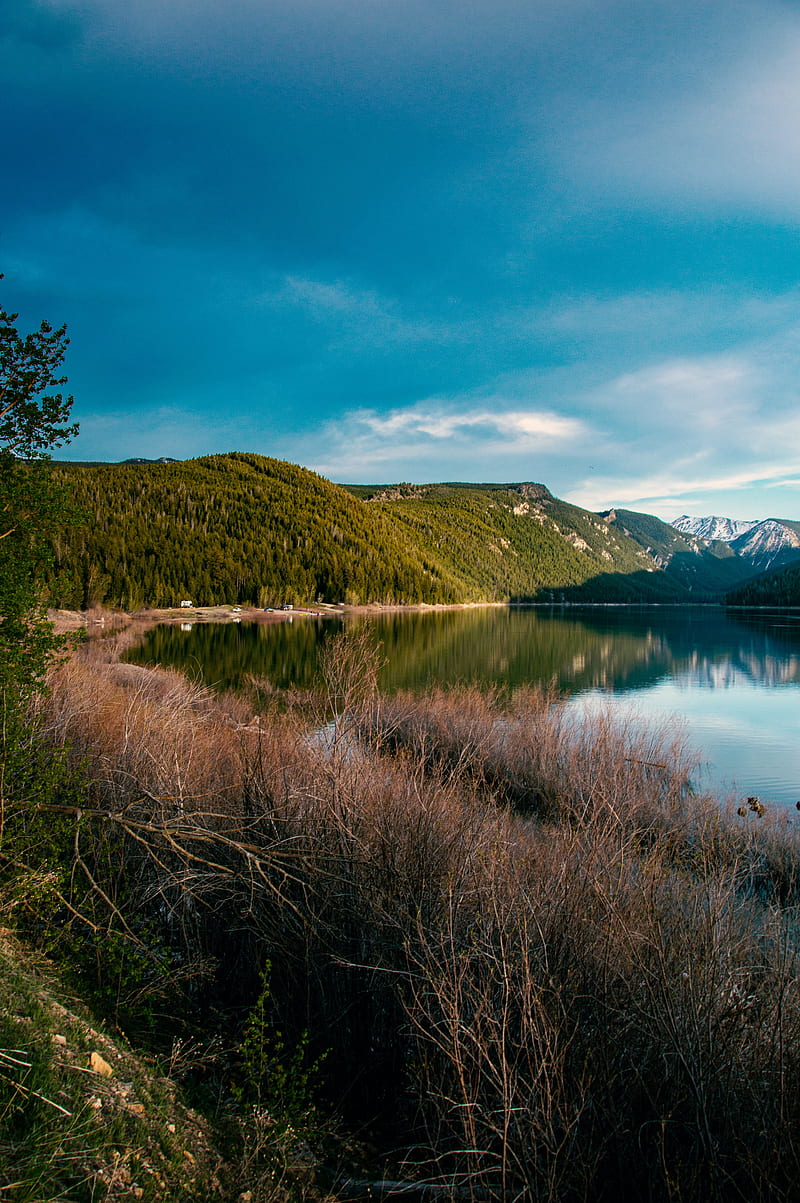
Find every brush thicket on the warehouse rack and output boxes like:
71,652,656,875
34,627,800,1201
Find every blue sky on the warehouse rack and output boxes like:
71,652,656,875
5,0,800,520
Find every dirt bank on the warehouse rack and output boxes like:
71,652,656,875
49,599,505,637
48,604,315,637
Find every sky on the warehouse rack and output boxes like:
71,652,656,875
5,0,800,520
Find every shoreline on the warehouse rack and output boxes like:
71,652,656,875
48,599,510,636
50,597,790,639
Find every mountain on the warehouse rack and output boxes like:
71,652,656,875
362,481,684,604
49,454,465,609
601,508,756,598
46,455,691,610
672,515,800,575
729,520,800,573
121,456,179,464
46,456,800,610
672,515,757,541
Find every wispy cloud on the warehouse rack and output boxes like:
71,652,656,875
567,462,800,519
562,15,800,215
283,276,386,316
282,305,800,518
363,405,585,442
11,0,800,530
301,399,589,481
562,332,800,516
603,354,757,433
538,289,800,343
274,274,445,347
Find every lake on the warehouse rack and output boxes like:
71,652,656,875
127,605,800,808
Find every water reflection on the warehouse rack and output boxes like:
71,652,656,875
127,606,800,805
127,605,800,695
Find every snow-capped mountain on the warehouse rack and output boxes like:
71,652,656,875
730,520,800,573
672,515,800,575
672,515,757,542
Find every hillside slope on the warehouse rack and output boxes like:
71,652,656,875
363,482,674,602
50,454,467,608
50,456,704,608
603,508,758,598
0,930,225,1200
725,559,800,606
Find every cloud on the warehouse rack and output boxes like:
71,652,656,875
560,326,800,516
561,13,800,215
538,288,800,353
605,355,757,432
568,461,800,517
363,405,585,442
283,277,374,315
57,0,592,78
301,399,589,480
277,275,443,346
289,293,800,511
10,0,800,530
565,426,800,517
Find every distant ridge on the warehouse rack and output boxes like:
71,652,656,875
725,559,800,606
601,508,753,596
672,515,800,574
672,515,757,541
121,456,178,464
44,455,800,609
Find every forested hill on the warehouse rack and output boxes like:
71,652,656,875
358,482,683,602
725,560,800,606
49,454,465,609
47,454,715,609
600,507,758,597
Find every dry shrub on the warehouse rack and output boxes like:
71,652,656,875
401,819,800,1201
33,630,800,1201
45,649,251,813
366,682,695,830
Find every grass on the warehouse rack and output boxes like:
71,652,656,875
6,624,800,1200
0,930,226,1201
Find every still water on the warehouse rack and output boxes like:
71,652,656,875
127,605,800,807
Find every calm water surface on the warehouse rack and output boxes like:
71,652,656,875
127,606,800,807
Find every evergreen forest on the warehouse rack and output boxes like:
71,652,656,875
45,454,751,609
725,559,800,606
